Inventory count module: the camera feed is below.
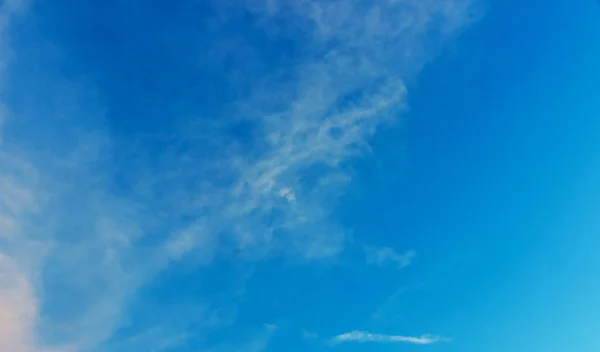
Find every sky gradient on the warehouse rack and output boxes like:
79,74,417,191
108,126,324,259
1,0,600,352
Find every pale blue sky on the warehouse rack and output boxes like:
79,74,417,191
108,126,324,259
1,0,599,352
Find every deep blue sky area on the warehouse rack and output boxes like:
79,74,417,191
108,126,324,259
1,1,599,352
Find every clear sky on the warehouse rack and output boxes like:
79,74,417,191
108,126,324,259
1,0,599,352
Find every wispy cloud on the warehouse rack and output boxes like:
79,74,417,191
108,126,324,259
365,247,416,268
0,0,479,351
330,331,451,345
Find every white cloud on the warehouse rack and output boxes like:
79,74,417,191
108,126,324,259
279,188,296,203
0,0,479,351
365,247,416,268
330,331,451,345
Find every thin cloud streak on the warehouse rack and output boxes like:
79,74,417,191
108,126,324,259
330,331,451,345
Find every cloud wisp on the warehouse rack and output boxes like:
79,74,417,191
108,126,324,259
0,0,479,351
330,331,451,345
365,247,416,268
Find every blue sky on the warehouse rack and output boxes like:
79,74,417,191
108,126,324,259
1,0,599,351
